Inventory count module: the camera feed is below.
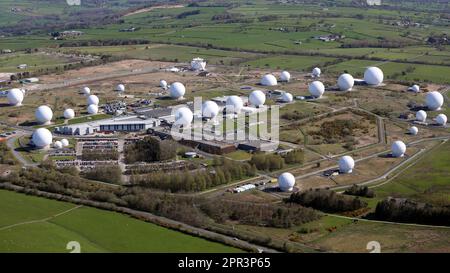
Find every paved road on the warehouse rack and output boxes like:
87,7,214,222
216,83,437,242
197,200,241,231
5,132,34,167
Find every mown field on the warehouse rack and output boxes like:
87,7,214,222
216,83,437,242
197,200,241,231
0,190,242,253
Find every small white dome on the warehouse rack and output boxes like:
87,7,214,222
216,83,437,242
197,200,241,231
116,84,125,92
339,156,355,174
32,128,53,148
416,110,427,122
7,88,24,106
411,85,420,93
280,71,291,82
82,86,91,96
435,114,447,126
160,80,168,89
53,141,63,149
61,139,69,147
312,67,321,77
63,109,75,119
202,101,219,119
261,74,278,86
426,91,444,111
281,92,293,103
226,96,244,114
87,104,98,114
35,105,53,124
391,140,406,158
309,81,325,98
409,126,418,135
175,107,193,127
338,74,354,91
364,67,384,85
170,82,186,99
278,172,295,192
87,95,99,106
249,90,266,107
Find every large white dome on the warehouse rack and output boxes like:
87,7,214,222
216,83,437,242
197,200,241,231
160,80,168,89
280,71,291,82
170,82,186,99
339,156,355,174
261,74,277,86
35,105,53,124
7,88,24,106
87,95,99,106
364,67,384,85
281,92,293,103
312,67,321,77
82,86,91,96
411,85,420,93
116,84,125,92
338,74,354,91
175,107,193,127
249,90,266,107
435,114,447,126
61,139,69,147
226,96,244,114
409,126,418,135
53,141,63,149
391,140,406,158
278,172,295,192
63,108,75,119
87,104,98,114
32,128,53,148
202,101,219,119
416,110,427,122
426,91,444,111
309,81,325,98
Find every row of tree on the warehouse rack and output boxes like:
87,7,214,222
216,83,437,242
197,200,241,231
250,150,305,171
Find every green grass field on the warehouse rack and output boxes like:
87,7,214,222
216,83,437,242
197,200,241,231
0,190,242,253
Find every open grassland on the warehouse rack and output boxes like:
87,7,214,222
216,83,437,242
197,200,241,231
0,190,242,253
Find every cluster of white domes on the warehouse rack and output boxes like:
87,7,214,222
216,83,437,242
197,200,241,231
63,109,75,119
312,67,321,78
170,82,186,99
426,91,444,111
278,172,295,192
87,95,99,106
32,128,52,149
281,92,293,103
338,74,355,91
35,105,53,124
87,104,98,114
280,71,291,82
339,156,355,174
416,110,427,122
364,67,384,86
82,86,91,96
202,101,219,119
309,81,325,98
160,80,168,89
391,141,406,158
174,107,193,127
116,84,125,92
226,96,244,114
409,126,418,135
261,74,277,86
249,90,266,107
7,88,24,106
435,114,447,126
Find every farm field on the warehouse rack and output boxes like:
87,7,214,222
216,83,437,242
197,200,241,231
0,189,243,253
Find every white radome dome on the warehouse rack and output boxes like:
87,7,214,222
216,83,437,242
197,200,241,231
82,86,91,96
416,110,427,122
411,85,420,93
435,114,447,126
338,74,355,91
61,139,69,147
260,74,277,86
226,96,244,114
32,128,52,148
249,90,266,107
35,105,53,124
87,104,98,115
87,95,99,106
339,156,355,174
278,172,296,192
53,141,63,149
426,91,444,111
160,80,168,89
175,107,193,127
364,67,384,86
170,82,186,99
280,71,291,82
391,140,406,158
312,67,321,77
281,92,293,103
7,88,24,106
116,84,125,92
409,126,418,135
202,101,219,119
309,81,325,98
63,109,75,119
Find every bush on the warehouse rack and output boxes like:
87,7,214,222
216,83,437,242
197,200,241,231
344,184,375,198
83,165,122,184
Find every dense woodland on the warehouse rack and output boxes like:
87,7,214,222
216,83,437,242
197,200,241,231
250,149,305,171
124,136,177,164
